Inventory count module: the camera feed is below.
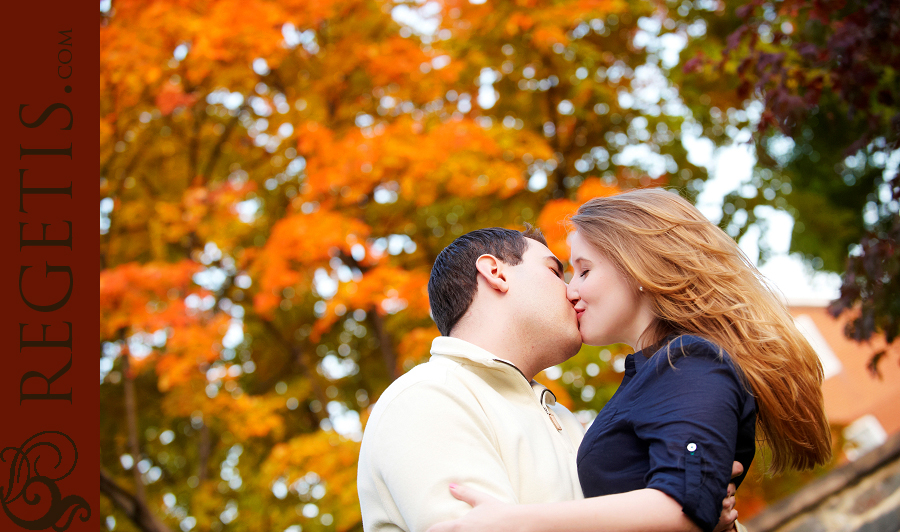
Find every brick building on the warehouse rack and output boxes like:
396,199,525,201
744,300,900,531
789,300,900,458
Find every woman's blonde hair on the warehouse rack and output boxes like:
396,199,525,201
571,187,832,472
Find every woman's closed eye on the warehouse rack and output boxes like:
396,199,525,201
579,269,590,278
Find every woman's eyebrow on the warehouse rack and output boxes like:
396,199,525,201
571,257,591,267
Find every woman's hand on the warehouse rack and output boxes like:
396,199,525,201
425,484,524,532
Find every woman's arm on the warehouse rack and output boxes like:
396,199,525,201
426,436,745,532
625,339,752,530
427,485,703,532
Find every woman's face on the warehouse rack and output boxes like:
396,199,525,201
566,231,654,349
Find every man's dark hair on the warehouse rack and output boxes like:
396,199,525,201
427,225,547,336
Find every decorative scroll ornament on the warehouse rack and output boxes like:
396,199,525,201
1,431,90,530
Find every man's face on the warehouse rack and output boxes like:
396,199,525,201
506,239,583,363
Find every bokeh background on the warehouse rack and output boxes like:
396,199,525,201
99,0,900,530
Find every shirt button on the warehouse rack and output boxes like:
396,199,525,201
687,443,698,452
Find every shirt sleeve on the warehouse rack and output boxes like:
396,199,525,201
632,340,747,532
359,380,517,532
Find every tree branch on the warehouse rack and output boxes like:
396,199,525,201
335,249,399,380
121,349,146,504
259,319,329,416
197,422,211,483
188,107,204,183
541,54,567,198
100,468,173,532
201,104,247,181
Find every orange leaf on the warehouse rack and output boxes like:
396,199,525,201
155,81,197,116
536,199,579,261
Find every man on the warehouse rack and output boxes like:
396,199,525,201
357,227,739,531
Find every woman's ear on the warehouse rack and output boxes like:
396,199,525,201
474,254,509,293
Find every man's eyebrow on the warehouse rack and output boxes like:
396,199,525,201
547,256,565,277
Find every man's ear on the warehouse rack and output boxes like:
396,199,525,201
474,254,509,293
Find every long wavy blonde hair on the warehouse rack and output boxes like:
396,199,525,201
571,188,831,472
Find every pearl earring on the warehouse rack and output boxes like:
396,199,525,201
638,286,644,292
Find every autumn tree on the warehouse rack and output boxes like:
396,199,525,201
101,0,445,529
100,1,645,530
100,0,853,530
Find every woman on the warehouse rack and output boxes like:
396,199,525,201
428,188,832,532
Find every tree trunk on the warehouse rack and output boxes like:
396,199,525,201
122,352,145,503
197,421,210,482
370,310,398,380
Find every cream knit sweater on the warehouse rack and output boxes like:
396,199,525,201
357,337,585,532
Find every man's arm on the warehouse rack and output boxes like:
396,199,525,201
360,381,517,532
712,462,742,532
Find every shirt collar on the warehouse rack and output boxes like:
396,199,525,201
624,350,652,377
631,334,680,374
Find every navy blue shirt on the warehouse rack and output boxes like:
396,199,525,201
577,335,757,532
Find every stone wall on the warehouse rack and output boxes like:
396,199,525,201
746,432,900,532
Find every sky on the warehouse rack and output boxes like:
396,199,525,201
693,143,841,304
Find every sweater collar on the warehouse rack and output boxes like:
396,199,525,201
430,336,507,367
430,336,553,402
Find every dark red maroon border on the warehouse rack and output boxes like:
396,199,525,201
2,1,99,530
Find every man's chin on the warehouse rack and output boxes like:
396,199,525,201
563,335,583,359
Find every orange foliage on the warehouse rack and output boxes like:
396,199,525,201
364,36,437,88
396,325,441,371
98,0,729,528
191,180,260,249
161,378,286,440
300,117,550,207
536,179,621,260
532,26,570,50
100,260,203,337
261,431,362,531
156,313,232,391
506,12,535,34
311,265,431,341
155,81,198,116
576,178,621,203
250,209,371,317
102,0,296,95
536,199,579,260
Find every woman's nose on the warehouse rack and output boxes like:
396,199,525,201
566,283,579,304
